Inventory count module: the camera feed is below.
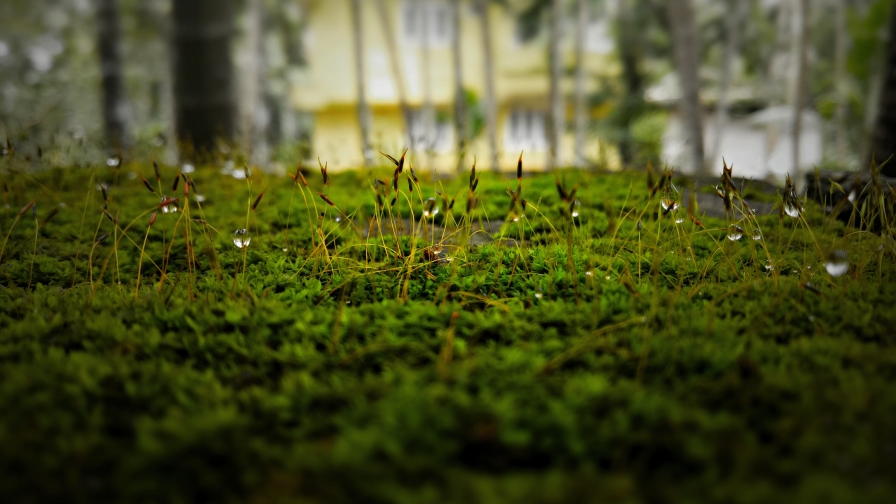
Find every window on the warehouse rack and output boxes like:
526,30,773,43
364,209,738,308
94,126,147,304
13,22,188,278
408,109,453,153
402,1,452,47
504,109,547,151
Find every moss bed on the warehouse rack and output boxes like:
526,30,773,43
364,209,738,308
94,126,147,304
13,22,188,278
1,159,895,503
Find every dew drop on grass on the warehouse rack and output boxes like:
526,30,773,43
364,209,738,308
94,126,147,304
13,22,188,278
753,230,762,240
765,260,774,272
423,197,438,218
824,249,848,277
585,271,593,277
106,157,119,167
784,203,801,218
182,163,195,174
571,200,581,218
535,293,543,299
675,217,684,224
233,228,251,249
727,225,744,241
160,195,178,214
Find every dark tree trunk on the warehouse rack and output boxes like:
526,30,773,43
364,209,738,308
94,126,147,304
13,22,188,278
668,0,705,174
453,0,467,172
871,5,896,176
96,0,131,151
617,0,644,167
172,0,236,155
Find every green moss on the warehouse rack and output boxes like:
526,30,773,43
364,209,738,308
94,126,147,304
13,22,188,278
0,160,895,503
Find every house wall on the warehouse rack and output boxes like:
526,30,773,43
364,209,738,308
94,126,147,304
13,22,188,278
293,0,620,172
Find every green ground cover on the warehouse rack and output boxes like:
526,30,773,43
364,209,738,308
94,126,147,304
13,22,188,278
1,156,895,503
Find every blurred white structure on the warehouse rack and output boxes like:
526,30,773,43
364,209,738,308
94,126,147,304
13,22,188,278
663,106,823,183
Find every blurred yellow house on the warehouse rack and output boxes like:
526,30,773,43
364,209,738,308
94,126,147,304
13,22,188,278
290,0,620,172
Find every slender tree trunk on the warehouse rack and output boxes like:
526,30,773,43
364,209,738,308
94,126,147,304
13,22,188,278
710,0,746,168
172,0,236,155
241,0,269,162
452,0,467,172
792,0,809,180
871,4,896,176
374,0,411,143
351,0,373,166
478,0,499,172
573,0,587,168
617,0,644,167
421,0,435,162
834,0,848,165
548,0,564,169
96,0,131,151
668,0,705,174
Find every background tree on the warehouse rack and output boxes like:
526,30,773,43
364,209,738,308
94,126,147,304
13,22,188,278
547,0,563,169
96,0,131,152
172,0,237,155
667,0,705,174
351,0,373,166
478,0,500,172
871,2,896,176
453,0,467,171
573,0,588,168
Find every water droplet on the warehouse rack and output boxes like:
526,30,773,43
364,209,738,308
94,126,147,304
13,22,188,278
675,217,684,224
727,225,744,241
194,194,206,203
127,171,138,180
824,249,848,277
160,195,178,214
764,260,774,271
182,163,195,174
571,200,581,218
282,247,288,253
534,293,543,299
661,199,678,212
423,197,438,218
233,229,251,248
106,157,119,167
585,271,593,277
511,216,519,223
784,203,801,218
231,169,246,180
753,230,762,240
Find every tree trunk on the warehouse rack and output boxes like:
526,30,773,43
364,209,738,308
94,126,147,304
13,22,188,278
835,0,848,165
870,4,896,176
240,0,270,163
172,0,236,155
350,0,373,166
421,0,435,163
374,0,412,143
709,0,746,169
96,0,131,151
573,0,587,168
792,0,809,180
548,0,564,169
478,0,499,172
667,0,705,174
452,0,467,172
617,0,644,167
